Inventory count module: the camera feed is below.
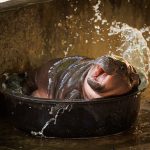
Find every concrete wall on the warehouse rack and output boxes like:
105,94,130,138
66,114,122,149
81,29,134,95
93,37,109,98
0,0,150,98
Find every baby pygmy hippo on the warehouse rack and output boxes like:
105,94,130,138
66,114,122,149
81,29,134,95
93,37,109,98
27,55,140,100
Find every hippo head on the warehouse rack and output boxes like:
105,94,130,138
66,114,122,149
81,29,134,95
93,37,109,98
83,55,140,99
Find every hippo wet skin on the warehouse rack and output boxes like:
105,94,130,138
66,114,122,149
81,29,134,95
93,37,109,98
26,55,140,100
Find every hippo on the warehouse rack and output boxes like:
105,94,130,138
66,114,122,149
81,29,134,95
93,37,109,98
26,55,140,100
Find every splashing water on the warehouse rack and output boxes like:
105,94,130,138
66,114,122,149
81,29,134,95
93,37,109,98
108,23,150,90
140,26,150,42
93,0,102,23
31,104,72,137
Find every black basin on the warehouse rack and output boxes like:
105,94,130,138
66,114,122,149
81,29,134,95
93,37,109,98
0,75,141,138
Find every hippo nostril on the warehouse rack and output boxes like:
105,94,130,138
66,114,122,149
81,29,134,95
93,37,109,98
94,56,116,75
94,65,105,77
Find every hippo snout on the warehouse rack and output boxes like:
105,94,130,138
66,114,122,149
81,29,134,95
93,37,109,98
83,55,140,99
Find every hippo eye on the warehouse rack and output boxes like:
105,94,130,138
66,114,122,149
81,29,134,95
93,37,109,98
129,77,133,83
120,65,125,70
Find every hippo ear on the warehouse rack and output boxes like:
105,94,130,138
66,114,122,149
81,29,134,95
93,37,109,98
130,73,140,87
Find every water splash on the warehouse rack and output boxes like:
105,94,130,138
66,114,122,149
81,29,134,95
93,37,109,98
140,26,150,42
93,0,102,23
108,22,150,90
31,104,72,137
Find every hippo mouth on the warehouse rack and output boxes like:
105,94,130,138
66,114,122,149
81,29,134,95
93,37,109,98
87,65,108,91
